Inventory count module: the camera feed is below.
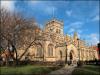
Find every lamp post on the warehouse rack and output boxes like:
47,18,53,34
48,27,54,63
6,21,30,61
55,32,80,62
77,38,81,66
77,38,80,61
65,42,67,64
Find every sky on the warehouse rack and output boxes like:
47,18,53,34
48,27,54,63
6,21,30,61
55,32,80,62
1,0,100,45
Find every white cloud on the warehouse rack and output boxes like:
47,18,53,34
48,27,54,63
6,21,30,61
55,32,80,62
70,22,83,27
92,15,99,21
45,6,57,15
1,0,16,11
27,1,57,16
68,26,82,39
68,28,82,33
86,33,99,45
67,21,83,38
68,21,83,29
68,28,75,33
66,10,72,16
30,1,40,4
28,1,41,5
77,33,81,38
90,5,99,22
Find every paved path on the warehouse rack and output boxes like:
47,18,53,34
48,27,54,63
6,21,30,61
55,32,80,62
48,65,76,75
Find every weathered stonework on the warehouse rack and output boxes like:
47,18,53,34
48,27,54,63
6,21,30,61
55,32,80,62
16,19,98,63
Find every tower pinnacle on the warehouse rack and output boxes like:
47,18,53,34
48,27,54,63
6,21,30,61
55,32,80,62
73,31,78,40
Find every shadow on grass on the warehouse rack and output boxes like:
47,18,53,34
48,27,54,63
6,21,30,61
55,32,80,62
72,65,100,75
0,65,61,75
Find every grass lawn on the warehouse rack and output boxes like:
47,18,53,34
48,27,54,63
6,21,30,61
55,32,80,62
72,65,100,75
0,65,58,75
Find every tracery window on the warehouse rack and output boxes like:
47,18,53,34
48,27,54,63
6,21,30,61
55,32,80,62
48,44,53,57
36,44,43,57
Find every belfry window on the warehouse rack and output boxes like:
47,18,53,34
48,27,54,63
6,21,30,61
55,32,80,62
56,29,60,34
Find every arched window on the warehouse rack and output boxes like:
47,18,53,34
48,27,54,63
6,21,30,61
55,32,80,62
36,44,43,57
48,44,53,57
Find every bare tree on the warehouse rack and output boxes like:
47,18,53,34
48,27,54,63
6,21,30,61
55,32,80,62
0,8,41,65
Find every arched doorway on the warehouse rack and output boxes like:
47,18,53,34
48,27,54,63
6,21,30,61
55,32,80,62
69,50,74,64
67,44,78,65
60,50,62,60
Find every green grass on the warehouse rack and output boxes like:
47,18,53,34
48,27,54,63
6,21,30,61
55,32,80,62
0,65,55,75
83,65,100,73
72,65,100,75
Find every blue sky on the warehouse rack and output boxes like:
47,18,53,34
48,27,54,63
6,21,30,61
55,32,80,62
1,0,99,45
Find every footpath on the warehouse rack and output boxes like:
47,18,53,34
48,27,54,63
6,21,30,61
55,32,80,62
48,64,76,75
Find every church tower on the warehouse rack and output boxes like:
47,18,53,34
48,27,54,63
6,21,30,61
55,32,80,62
44,19,64,43
44,19,63,35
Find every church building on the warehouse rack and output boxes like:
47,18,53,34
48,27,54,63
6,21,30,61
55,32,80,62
16,19,98,64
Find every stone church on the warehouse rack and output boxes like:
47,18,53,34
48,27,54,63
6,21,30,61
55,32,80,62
17,19,98,64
